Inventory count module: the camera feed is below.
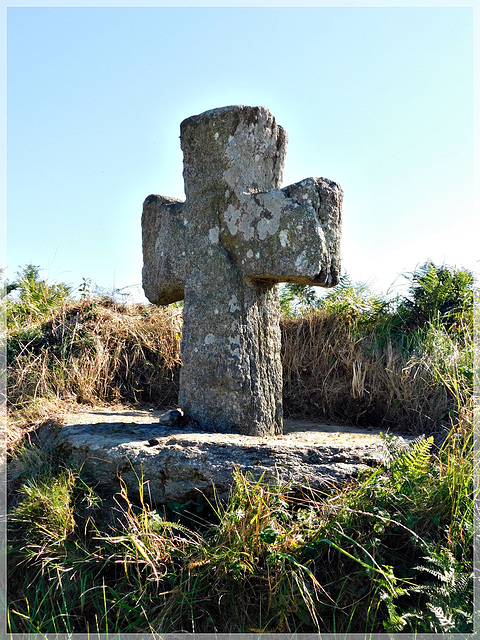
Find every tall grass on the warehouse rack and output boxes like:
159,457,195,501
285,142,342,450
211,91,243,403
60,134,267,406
281,265,473,432
281,312,471,432
7,296,182,448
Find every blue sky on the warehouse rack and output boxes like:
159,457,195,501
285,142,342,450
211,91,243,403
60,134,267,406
5,4,477,302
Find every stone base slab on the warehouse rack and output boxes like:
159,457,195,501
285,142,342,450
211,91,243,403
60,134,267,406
38,407,409,506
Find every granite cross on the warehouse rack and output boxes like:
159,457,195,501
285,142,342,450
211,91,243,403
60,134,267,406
142,105,343,436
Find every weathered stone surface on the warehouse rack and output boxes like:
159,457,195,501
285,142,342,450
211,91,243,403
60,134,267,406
40,408,403,506
142,105,343,437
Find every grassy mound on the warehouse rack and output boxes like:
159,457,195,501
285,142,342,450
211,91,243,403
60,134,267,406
7,297,181,448
281,311,468,432
6,270,473,445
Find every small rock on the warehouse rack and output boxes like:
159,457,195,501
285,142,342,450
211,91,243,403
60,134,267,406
147,438,160,447
158,408,184,427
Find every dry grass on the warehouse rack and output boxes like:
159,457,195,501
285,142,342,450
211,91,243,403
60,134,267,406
281,313,451,432
7,298,181,448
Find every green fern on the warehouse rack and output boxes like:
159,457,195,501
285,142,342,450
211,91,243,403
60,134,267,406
383,434,434,484
380,547,473,634
408,548,472,633
401,261,474,332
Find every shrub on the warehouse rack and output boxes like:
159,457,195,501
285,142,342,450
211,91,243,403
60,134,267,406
280,283,321,315
6,265,72,330
399,261,474,335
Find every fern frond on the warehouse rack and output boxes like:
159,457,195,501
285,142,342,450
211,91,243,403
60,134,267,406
385,435,434,482
413,564,454,583
426,603,455,631
408,547,473,633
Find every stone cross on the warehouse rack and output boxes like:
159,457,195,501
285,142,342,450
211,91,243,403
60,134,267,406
142,105,343,437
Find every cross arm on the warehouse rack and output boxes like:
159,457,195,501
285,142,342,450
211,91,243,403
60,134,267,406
221,177,343,287
142,195,187,305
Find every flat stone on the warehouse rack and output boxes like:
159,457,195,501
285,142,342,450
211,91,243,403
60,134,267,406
39,407,409,505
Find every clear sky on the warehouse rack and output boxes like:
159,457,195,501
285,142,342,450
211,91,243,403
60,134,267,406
5,3,477,302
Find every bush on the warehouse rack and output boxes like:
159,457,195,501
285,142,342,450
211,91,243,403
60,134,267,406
6,265,72,330
399,261,474,335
